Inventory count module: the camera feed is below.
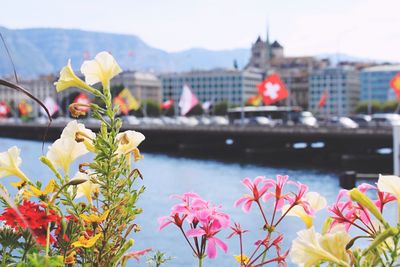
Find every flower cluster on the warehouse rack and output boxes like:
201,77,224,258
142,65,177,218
0,51,150,266
0,200,60,245
159,192,230,264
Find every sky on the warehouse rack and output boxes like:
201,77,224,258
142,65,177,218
1,0,400,61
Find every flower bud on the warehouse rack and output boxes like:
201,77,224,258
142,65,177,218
349,188,386,225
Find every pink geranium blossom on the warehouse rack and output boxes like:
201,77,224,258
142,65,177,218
234,176,273,212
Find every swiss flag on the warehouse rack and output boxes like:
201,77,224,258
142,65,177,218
390,72,400,99
257,73,289,105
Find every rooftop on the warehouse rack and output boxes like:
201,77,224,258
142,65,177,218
362,65,400,72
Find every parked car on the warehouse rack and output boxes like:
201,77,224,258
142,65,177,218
123,115,140,125
299,111,318,127
250,116,275,126
349,115,371,127
210,116,229,126
327,116,359,128
370,113,400,127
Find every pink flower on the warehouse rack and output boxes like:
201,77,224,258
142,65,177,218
263,175,290,210
227,222,249,239
234,176,273,212
122,248,152,261
186,225,228,259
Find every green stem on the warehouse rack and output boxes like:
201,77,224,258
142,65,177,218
198,256,203,267
1,246,7,266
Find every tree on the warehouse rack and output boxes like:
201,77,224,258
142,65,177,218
143,100,161,117
383,100,399,113
355,101,382,114
186,104,204,116
213,101,228,116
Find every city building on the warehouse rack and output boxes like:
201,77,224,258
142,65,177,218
111,71,162,103
160,69,263,110
271,57,329,109
246,27,327,110
309,66,360,116
0,76,55,117
360,65,400,102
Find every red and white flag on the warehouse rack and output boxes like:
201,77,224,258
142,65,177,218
257,73,289,105
161,99,174,109
73,93,91,112
179,85,199,116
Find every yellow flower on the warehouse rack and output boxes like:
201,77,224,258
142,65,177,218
46,138,88,175
116,130,145,155
71,233,102,248
290,226,350,267
64,251,76,264
54,59,98,95
80,51,122,89
0,146,30,182
24,179,56,199
234,254,250,266
80,210,110,223
61,120,96,152
71,172,100,204
282,192,327,228
10,180,27,189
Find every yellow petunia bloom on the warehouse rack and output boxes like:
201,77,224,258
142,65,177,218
71,233,102,248
54,59,98,95
80,51,122,89
290,226,350,267
234,254,250,266
61,120,96,152
0,146,30,182
80,210,110,223
24,179,57,199
70,172,100,204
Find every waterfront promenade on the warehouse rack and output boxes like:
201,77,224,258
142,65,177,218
0,121,393,172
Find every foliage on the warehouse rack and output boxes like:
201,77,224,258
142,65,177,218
143,100,161,117
355,100,382,114
0,52,153,266
159,174,400,266
213,101,228,116
383,100,399,113
186,103,204,116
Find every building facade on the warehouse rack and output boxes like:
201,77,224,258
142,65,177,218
309,67,360,116
360,65,400,102
0,76,55,117
111,71,162,103
246,28,327,110
160,69,262,110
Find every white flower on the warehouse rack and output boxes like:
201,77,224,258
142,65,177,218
282,191,327,228
377,174,400,199
116,130,145,155
61,120,96,151
0,146,30,182
80,51,122,89
54,59,97,94
46,138,88,174
290,226,350,267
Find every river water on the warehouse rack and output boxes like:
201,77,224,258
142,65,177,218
0,137,345,267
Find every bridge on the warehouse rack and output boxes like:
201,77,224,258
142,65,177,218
0,122,393,172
